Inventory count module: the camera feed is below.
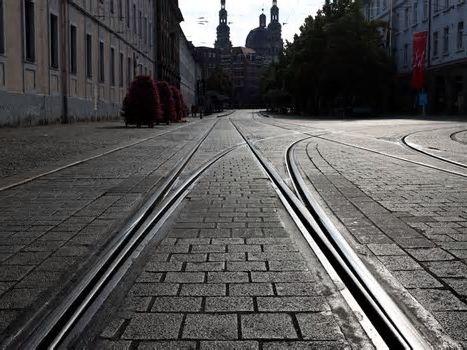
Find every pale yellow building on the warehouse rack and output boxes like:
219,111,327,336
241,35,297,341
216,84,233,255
0,0,155,125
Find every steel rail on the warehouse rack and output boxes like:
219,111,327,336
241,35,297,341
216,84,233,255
450,129,467,145
255,112,467,178
4,118,238,349
402,134,467,169
230,118,430,349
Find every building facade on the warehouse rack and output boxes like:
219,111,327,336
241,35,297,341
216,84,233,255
0,0,155,126
155,0,183,86
179,33,201,112
363,0,467,114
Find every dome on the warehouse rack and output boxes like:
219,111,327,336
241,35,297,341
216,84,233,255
246,27,270,52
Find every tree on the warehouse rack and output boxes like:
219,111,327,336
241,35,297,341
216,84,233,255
206,67,232,97
262,0,396,115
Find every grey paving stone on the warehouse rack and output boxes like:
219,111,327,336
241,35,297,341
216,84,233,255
129,283,179,297
122,313,184,340
165,272,205,283
377,256,423,271
410,289,467,311
241,314,297,339
155,245,190,253
0,310,17,333
248,252,303,261
0,265,34,281
229,283,274,296
138,341,197,349
425,261,467,278
392,270,444,289
209,253,246,262
95,340,132,350
182,314,238,340
15,271,63,288
151,297,202,312
262,244,298,252
180,283,226,296
228,245,261,253
251,272,314,283
205,297,254,312
136,272,163,283
192,245,226,253
212,238,245,245
268,260,308,271
186,262,225,271
170,254,207,262
145,261,183,272
407,248,455,261
275,283,326,296
200,341,259,350
367,244,406,256
257,297,328,312
443,278,467,296
0,288,41,309
207,272,249,283
263,341,350,349
433,311,467,340
296,312,344,340
177,238,211,245
227,262,267,271
168,229,199,238
246,238,292,245
3,251,51,265
121,296,152,312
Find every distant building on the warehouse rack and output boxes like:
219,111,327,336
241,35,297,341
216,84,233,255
363,0,467,114
179,33,201,112
195,0,283,108
0,0,155,126
156,0,184,86
246,1,284,64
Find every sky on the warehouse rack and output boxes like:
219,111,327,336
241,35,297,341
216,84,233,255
179,0,324,48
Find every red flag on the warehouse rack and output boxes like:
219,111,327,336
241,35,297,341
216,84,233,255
411,32,428,90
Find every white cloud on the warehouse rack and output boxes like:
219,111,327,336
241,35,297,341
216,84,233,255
179,0,324,47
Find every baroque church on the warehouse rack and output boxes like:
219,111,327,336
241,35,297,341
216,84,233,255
196,0,283,107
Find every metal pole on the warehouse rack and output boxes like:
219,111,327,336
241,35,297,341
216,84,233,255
389,0,393,55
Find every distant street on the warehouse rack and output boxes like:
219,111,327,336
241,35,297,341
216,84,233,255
0,111,466,348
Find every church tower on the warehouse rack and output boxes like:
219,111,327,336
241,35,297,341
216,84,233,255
215,0,232,50
267,0,283,59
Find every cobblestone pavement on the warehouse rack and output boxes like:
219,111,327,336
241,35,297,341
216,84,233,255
0,115,229,341
92,144,372,349
251,113,467,347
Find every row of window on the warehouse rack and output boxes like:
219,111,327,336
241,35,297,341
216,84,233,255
0,1,152,63
399,21,464,66
105,0,152,41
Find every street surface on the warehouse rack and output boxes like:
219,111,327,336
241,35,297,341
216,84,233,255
0,111,466,349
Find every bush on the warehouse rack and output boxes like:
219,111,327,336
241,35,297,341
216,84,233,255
157,81,177,124
170,86,188,121
122,76,162,127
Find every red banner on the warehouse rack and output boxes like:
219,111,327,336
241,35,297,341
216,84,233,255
411,31,428,90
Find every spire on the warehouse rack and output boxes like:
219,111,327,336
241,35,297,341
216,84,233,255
215,0,232,50
260,9,266,28
271,0,279,23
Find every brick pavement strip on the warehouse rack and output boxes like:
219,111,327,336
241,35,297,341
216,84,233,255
94,147,371,348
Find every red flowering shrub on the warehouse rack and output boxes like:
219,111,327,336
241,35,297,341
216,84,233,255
170,86,188,122
157,81,177,124
122,76,162,127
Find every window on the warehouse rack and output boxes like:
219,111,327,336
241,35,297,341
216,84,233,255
127,56,131,85
70,25,77,74
126,0,130,27
413,2,418,24
144,17,147,44
403,44,409,65
149,21,152,47
434,0,439,11
110,47,115,86
99,41,105,82
50,14,59,68
0,0,4,54
443,27,449,53
118,0,123,20
423,0,428,20
119,52,124,87
24,0,35,62
457,22,464,50
86,34,92,78
433,31,439,56
404,7,409,29
139,11,142,38
133,4,136,34
110,0,114,14
444,0,449,9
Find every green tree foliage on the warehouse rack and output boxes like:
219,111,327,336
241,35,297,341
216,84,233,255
262,0,395,115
